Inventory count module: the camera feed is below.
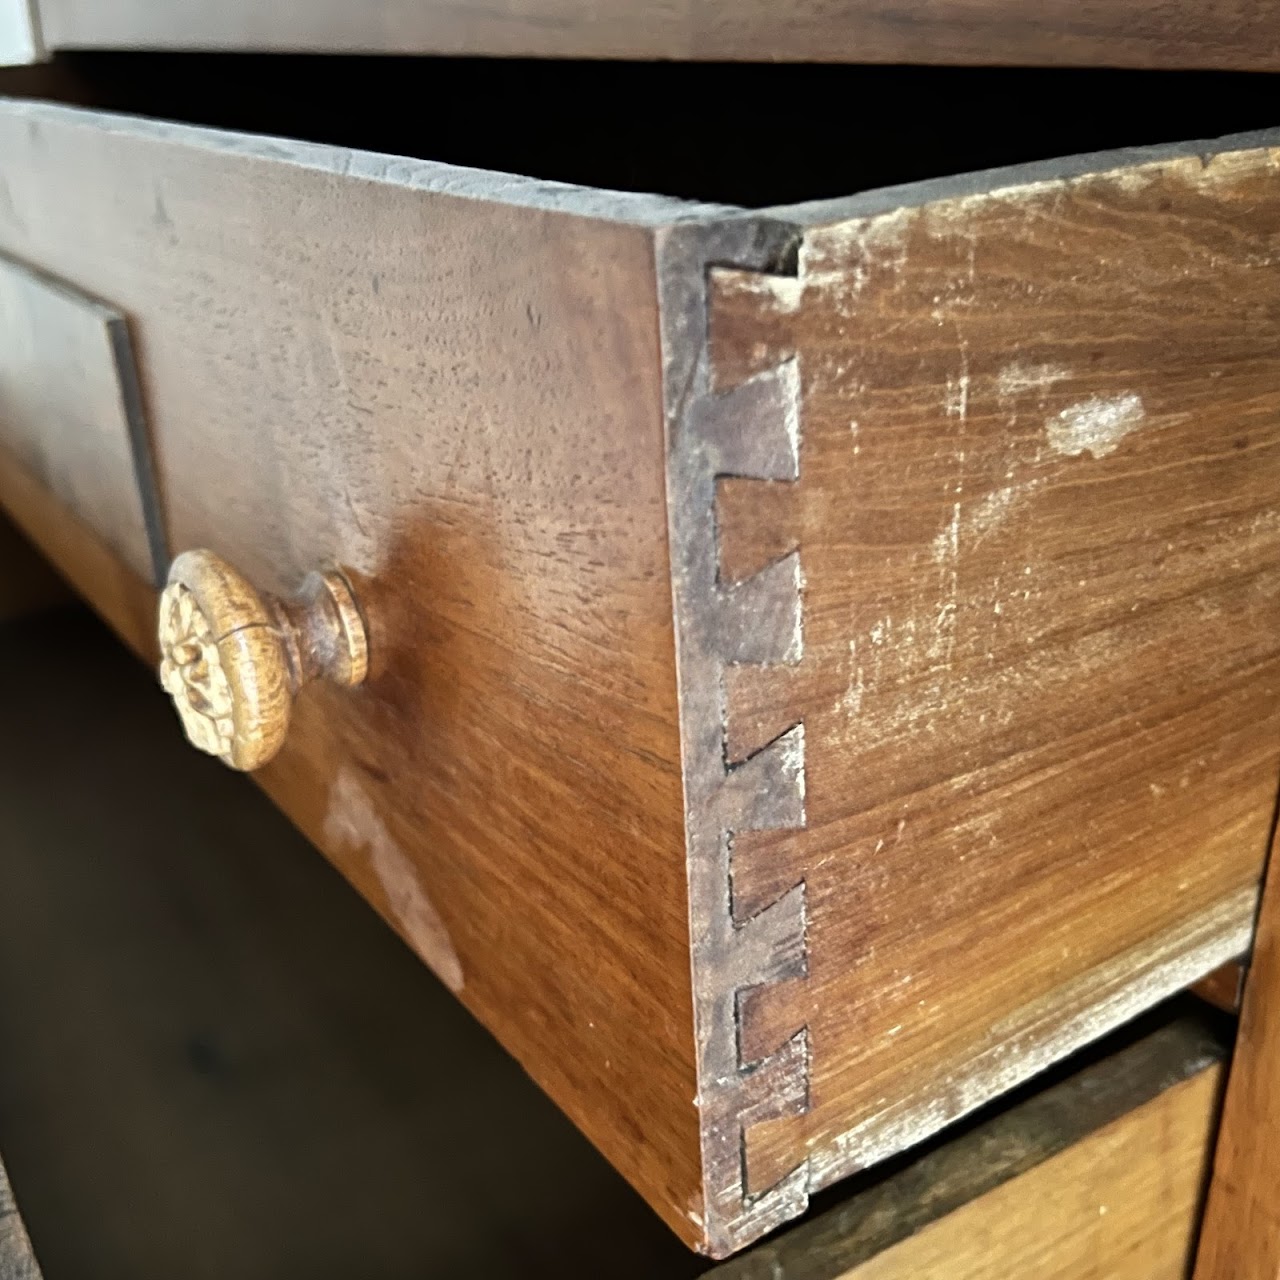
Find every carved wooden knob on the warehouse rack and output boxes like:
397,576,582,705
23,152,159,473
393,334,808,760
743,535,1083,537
158,549,368,771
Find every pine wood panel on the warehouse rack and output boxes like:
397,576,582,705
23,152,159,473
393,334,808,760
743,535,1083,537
704,143,1280,1207
32,0,1280,69
0,100,707,1244
711,1011,1225,1280
1195,824,1280,1277
830,1067,1219,1280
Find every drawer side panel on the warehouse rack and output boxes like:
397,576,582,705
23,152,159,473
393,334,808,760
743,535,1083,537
706,141,1280,1221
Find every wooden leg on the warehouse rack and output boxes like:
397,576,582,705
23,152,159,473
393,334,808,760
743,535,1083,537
1194,823,1280,1278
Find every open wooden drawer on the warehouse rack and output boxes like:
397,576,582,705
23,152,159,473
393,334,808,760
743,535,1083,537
0,63,1278,1255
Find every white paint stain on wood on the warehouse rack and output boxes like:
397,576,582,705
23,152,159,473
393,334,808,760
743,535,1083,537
1048,393,1146,458
324,768,464,992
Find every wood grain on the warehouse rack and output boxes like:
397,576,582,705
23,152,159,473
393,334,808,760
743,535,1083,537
705,142,1280,1214
0,252,165,585
1195,823,1280,1277
840,1071,1219,1280
7,95,1280,1257
32,0,1280,69
711,1010,1226,1280
0,100,706,1244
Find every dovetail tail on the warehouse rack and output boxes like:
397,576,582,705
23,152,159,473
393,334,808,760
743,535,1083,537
658,221,812,1256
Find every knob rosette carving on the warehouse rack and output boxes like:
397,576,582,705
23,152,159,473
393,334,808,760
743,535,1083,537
157,549,368,771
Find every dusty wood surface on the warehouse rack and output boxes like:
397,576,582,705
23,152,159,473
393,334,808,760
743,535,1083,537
1194,819,1280,1277
0,608,707,1280
0,99,709,1244
31,0,1280,68
0,1156,40,1280
0,444,156,660
0,251,165,584
702,141,1280,1212
712,1009,1227,1279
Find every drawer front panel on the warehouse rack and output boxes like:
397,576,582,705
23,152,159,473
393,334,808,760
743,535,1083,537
0,100,704,1243
0,253,164,584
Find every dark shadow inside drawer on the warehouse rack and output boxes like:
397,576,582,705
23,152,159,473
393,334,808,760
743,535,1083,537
0,607,707,1280
5,54,1280,207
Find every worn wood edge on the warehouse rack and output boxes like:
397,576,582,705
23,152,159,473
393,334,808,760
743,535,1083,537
656,217,814,1257
0,444,157,660
708,1008,1228,1280
805,885,1255,1199
0,0,41,66
0,1156,42,1280
0,96,734,226
762,126,1280,230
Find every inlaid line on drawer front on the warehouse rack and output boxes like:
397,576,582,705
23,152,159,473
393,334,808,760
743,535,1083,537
0,253,167,586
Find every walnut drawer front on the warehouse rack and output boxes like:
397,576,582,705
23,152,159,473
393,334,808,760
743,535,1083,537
2,99,1280,1258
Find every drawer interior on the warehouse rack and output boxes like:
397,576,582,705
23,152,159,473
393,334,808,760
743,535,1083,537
6,53,1280,207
